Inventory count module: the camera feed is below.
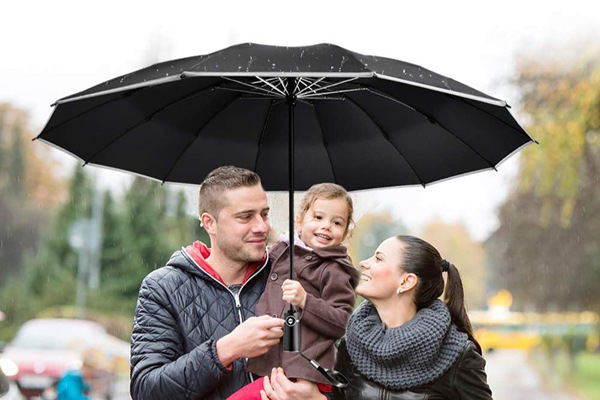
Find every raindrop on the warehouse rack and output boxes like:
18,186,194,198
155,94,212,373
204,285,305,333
156,69,159,72
403,69,406,74
272,63,276,67
166,73,169,76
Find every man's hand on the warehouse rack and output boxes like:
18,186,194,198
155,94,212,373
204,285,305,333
216,315,284,366
281,279,307,309
260,368,326,400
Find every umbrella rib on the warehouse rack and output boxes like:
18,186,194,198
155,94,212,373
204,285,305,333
296,77,360,97
311,101,338,183
450,96,538,144
257,76,287,96
299,87,368,99
253,100,276,172
216,86,280,98
161,93,244,183
365,87,497,170
222,76,284,97
296,77,326,96
342,94,425,187
82,83,222,166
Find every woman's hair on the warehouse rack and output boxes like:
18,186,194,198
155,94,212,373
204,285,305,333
296,183,354,240
395,235,482,353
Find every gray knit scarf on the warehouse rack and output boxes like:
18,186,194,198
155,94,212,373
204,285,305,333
345,299,468,390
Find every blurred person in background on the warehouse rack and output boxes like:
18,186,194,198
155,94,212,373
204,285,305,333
56,360,93,400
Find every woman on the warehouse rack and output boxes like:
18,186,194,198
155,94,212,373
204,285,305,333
260,235,492,400
333,235,493,400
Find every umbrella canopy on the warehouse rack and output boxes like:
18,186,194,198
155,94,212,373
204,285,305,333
36,43,535,191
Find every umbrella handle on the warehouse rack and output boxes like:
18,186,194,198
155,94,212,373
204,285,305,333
283,308,300,352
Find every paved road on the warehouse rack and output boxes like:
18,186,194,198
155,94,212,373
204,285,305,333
486,349,581,400
114,350,581,400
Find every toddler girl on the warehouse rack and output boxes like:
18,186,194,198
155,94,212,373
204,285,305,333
229,183,359,399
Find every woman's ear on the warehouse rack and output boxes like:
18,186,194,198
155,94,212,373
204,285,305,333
201,212,217,235
399,273,418,292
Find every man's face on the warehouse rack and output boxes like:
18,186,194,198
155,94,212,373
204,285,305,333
212,184,270,264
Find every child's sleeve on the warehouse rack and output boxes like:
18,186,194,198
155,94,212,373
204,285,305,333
299,262,357,339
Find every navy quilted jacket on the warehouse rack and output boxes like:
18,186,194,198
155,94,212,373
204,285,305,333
130,247,270,400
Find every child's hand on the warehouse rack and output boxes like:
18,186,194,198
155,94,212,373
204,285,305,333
281,279,307,309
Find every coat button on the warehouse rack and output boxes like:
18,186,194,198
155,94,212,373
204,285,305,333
305,255,313,261
270,272,278,281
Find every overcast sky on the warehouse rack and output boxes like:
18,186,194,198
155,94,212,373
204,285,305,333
2,0,599,241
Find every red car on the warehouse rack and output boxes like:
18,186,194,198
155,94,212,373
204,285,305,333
1,318,125,399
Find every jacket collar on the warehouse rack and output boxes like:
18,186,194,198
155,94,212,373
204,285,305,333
183,241,268,286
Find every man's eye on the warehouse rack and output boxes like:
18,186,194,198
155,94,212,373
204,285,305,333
239,215,251,220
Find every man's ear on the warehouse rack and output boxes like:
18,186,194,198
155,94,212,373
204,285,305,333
201,212,218,235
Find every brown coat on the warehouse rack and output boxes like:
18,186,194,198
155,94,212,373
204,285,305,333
246,241,359,384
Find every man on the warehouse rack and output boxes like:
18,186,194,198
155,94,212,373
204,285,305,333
130,166,325,400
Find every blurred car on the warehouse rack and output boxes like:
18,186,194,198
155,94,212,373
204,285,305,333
0,318,129,400
0,363,22,400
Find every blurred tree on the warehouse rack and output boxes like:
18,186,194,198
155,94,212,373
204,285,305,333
488,44,600,312
419,221,487,310
0,103,63,287
349,210,408,265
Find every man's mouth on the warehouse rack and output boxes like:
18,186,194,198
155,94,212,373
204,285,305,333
247,238,266,245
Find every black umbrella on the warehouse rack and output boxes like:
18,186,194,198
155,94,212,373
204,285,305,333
35,43,535,368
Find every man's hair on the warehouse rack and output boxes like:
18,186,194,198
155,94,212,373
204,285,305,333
198,166,262,219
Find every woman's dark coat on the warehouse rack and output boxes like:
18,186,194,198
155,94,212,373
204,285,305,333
333,338,493,400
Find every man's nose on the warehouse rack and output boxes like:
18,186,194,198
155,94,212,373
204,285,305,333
252,215,269,233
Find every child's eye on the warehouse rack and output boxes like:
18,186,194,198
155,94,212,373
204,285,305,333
334,221,342,226
315,215,322,220
375,256,382,262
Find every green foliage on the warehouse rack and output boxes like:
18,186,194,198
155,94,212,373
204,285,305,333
488,45,600,313
0,166,202,342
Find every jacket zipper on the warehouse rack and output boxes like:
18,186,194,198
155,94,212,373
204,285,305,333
181,248,270,382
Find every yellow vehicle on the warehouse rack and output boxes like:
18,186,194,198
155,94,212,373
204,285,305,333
470,309,600,353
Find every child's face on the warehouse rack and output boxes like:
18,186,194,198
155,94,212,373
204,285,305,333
297,198,348,248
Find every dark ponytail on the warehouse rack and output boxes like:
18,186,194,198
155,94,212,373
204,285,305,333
444,262,481,354
396,236,482,354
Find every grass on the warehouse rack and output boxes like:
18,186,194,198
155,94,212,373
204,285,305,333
532,350,600,400
568,353,600,400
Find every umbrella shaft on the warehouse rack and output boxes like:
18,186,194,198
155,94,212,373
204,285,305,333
287,78,296,309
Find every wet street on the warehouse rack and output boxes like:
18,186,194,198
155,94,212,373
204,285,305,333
111,349,581,400
486,349,581,400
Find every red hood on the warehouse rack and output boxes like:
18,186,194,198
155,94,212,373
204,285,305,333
184,241,267,286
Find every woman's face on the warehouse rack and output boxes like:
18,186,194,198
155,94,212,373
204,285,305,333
356,237,405,301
